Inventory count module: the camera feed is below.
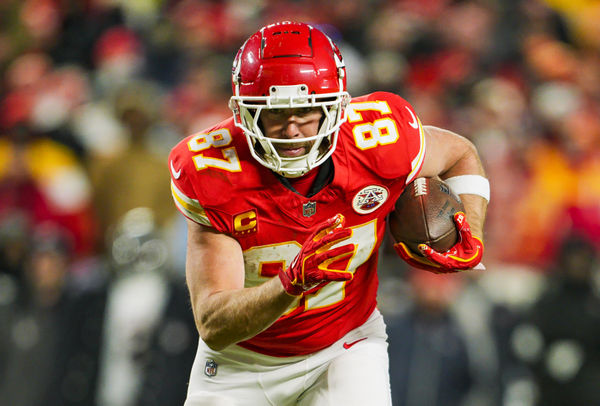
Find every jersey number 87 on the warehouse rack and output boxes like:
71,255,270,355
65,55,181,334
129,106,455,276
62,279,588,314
243,220,377,313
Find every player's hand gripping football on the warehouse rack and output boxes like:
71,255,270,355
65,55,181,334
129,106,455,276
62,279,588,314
279,214,355,296
394,212,484,274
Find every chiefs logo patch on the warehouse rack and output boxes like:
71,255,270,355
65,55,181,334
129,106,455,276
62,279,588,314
352,185,389,214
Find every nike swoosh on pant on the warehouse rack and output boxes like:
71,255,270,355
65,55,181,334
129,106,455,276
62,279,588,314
343,337,367,349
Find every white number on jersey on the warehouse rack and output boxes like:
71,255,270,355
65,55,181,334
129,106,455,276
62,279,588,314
188,129,242,172
242,220,378,313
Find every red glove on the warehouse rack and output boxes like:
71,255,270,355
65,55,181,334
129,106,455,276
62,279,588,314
279,214,355,296
394,212,484,274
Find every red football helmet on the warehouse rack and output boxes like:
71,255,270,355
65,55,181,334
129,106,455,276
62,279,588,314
229,21,349,177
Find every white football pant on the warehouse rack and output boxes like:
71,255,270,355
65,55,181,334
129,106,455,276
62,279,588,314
184,309,392,406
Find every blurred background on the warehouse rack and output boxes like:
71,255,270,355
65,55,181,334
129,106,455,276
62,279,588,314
0,0,598,405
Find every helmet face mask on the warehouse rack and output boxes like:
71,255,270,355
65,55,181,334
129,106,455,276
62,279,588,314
229,22,349,178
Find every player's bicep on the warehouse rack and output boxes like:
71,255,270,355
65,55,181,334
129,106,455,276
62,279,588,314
185,219,245,304
419,125,479,178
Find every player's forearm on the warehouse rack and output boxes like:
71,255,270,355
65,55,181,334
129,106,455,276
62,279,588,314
437,132,488,239
192,276,296,351
457,194,487,240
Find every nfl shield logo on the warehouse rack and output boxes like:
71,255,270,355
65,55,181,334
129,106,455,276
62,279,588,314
303,201,316,217
204,359,218,377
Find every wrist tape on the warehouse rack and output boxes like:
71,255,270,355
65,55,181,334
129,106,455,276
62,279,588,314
444,175,490,202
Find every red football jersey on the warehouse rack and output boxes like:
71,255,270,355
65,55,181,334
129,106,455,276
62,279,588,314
169,92,425,357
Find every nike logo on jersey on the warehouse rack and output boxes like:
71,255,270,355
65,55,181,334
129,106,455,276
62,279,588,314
170,160,182,179
343,337,367,349
405,106,419,129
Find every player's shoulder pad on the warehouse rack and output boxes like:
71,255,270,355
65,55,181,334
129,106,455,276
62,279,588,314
341,91,425,182
168,117,260,209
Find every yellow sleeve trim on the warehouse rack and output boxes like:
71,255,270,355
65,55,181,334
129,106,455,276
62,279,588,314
170,181,212,226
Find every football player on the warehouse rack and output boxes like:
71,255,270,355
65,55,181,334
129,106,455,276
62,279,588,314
169,21,489,406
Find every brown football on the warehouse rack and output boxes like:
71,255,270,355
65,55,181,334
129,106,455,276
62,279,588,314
389,177,464,254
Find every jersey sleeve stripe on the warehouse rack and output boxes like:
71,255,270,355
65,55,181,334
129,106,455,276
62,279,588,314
170,181,212,226
405,118,426,185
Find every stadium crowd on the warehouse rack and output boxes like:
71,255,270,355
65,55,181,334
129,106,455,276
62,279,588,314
0,0,598,405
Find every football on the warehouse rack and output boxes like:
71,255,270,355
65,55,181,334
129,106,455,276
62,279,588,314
388,177,464,254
